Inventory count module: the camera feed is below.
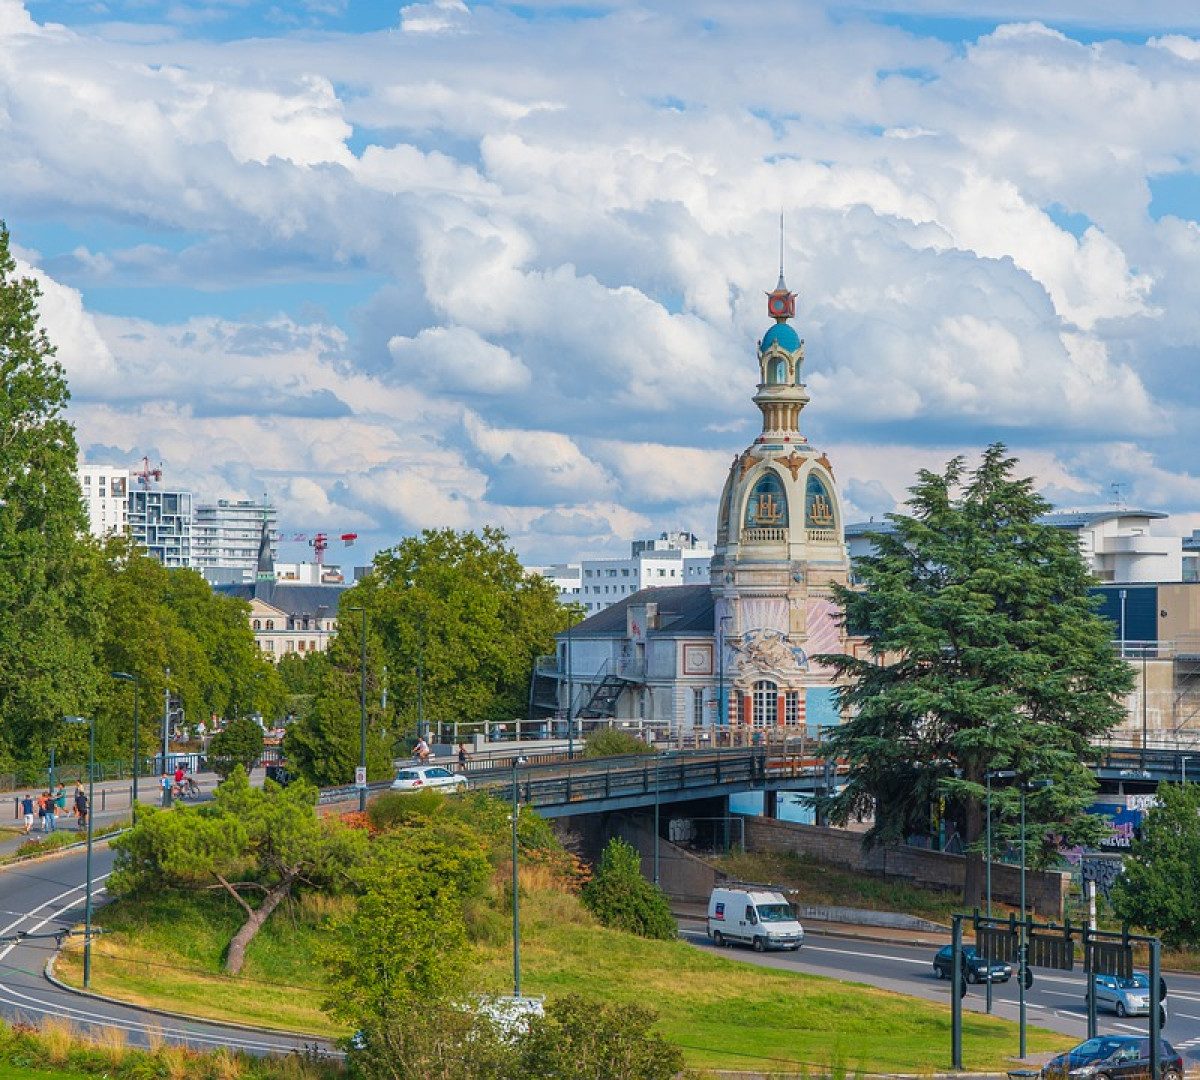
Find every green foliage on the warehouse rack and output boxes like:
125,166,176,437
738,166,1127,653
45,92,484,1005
110,766,364,972
1111,782,1200,948
354,527,570,731
514,994,683,1080
819,445,1133,903
583,727,652,758
208,715,265,778
581,838,675,940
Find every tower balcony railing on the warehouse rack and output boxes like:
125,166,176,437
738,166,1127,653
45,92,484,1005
806,527,837,543
741,527,788,543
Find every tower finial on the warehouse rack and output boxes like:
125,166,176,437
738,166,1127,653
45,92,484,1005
778,210,786,290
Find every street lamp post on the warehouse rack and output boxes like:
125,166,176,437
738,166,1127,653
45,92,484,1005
1018,777,1053,1060
566,619,574,760
653,752,662,886
1183,756,1191,785
511,755,526,998
717,614,732,730
984,768,1016,1015
345,605,368,813
63,715,95,988
1119,588,1127,658
111,672,140,817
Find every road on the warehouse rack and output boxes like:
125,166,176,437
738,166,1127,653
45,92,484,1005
679,918,1200,1062
0,843,330,1055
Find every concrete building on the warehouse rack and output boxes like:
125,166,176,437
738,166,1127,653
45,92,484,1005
192,499,277,585
127,485,192,568
529,532,713,614
534,268,855,737
275,561,347,586
77,464,130,538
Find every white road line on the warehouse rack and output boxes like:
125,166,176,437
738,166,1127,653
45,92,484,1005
800,944,930,967
1175,1013,1200,1020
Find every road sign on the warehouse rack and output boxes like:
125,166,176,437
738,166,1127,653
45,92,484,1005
1089,940,1133,979
1028,932,1074,971
355,766,367,787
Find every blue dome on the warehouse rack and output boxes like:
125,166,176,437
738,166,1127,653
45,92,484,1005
761,322,800,353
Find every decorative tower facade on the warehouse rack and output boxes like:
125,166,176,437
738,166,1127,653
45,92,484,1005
710,268,852,728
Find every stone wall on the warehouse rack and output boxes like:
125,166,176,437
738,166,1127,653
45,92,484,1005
743,817,1070,918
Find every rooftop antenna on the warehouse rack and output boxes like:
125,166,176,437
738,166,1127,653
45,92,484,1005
1110,482,1127,511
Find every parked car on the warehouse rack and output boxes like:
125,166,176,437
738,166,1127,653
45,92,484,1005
707,886,804,951
390,765,468,793
1040,1035,1182,1080
1089,972,1155,1017
931,945,1012,984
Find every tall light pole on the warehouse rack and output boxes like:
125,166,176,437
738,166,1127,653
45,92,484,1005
984,768,1016,1015
566,618,574,759
511,755,526,998
345,605,368,813
63,715,95,988
161,667,171,783
718,614,732,730
1118,588,1127,658
111,672,140,818
1019,777,1053,1060
1183,756,1191,785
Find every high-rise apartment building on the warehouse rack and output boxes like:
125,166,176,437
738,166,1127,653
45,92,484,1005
193,499,277,584
127,486,193,568
78,465,130,538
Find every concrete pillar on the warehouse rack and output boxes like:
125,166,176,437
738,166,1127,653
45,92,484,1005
764,789,778,819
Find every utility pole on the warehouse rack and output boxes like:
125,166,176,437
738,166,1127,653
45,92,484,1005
162,667,171,802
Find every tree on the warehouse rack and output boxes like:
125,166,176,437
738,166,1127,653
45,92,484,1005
0,220,100,774
1111,782,1200,948
581,838,675,940
357,527,570,732
514,995,683,1080
208,715,264,778
109,767,362,973
819,445,1133,907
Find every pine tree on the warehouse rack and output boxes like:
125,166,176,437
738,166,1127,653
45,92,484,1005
820,445,1133,906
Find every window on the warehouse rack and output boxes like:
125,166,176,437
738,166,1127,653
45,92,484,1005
252,619,261,630
298,640,306,652
752,680,778,726
692,688,705,725
265,640,274,652
657,568,666,577
639,689,648,719
745,471,788,528
785,690,802,725
310,641,318,651
266,620,275,630
622,568,630,577
805,473,835,528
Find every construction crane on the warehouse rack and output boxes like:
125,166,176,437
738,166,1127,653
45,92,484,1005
133,456,163,488
281,529,359,566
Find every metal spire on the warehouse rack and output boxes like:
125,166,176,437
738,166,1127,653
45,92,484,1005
777,210,787,291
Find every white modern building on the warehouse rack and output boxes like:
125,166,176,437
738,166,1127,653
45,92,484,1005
531,532,713,615
848,509,1185,585
78,464,130,538
275,561,347,586
192,499,277,585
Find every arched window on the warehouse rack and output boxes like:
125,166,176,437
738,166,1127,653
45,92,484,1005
752,680,778,726
252,619,261,630
770,357,787,384
265,619,275,631
744,472,788,529
805,473,835,529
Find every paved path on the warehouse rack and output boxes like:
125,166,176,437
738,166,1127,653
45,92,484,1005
0,842,331,1055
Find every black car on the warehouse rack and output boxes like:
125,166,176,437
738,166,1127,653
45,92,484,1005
1041,1035,1182,1080
931,944,1012,983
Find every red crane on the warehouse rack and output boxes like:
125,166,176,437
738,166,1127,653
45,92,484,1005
281,529,359,565
133,456,163,488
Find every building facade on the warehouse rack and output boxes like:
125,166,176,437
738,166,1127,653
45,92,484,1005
78,464,130,538
192,499,277,584
127,486,193,568
537,268,854,737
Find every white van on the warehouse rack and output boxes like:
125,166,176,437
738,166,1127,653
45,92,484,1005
707,885,804,952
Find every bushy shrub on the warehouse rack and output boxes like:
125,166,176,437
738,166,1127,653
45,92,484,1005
582,727,652,758
580,838,675,940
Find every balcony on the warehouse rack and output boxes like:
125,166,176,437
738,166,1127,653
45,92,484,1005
741,527,788,544
806,528,837,543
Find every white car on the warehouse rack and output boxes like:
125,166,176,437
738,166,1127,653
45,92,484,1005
390,765,468,792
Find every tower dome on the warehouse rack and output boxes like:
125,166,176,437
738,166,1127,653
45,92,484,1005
761,322,801,353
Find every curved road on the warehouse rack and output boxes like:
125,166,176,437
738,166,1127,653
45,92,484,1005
680,919,1200,1062
0,844,331,1055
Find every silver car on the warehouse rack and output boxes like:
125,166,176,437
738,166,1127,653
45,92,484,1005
1089,973,1152,1017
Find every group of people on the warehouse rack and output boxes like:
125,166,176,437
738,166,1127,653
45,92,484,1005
21,784,89,833
160,764,199,804
411,737,472,773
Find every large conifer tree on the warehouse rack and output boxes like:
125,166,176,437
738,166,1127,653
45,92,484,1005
820,444,1133,906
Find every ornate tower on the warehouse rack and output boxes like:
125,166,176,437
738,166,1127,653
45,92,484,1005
710,263,851,728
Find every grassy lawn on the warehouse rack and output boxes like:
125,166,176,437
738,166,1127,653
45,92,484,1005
0,1068,90,1080
59,884,1072,1073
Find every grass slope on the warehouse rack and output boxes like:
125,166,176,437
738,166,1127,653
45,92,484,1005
59,883,1071,1072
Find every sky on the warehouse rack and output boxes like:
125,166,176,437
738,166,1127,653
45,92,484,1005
3,0,1200,566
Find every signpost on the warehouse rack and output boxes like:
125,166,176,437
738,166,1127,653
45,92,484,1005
354,765,367,788
950,913,1164,1075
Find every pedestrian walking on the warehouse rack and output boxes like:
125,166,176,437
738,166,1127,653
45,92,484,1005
55,784,67,819
74,787,88,831
160,772,171,807
37,793,49,832
457,742,468,772
20,794,34,834
44,792,56,833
